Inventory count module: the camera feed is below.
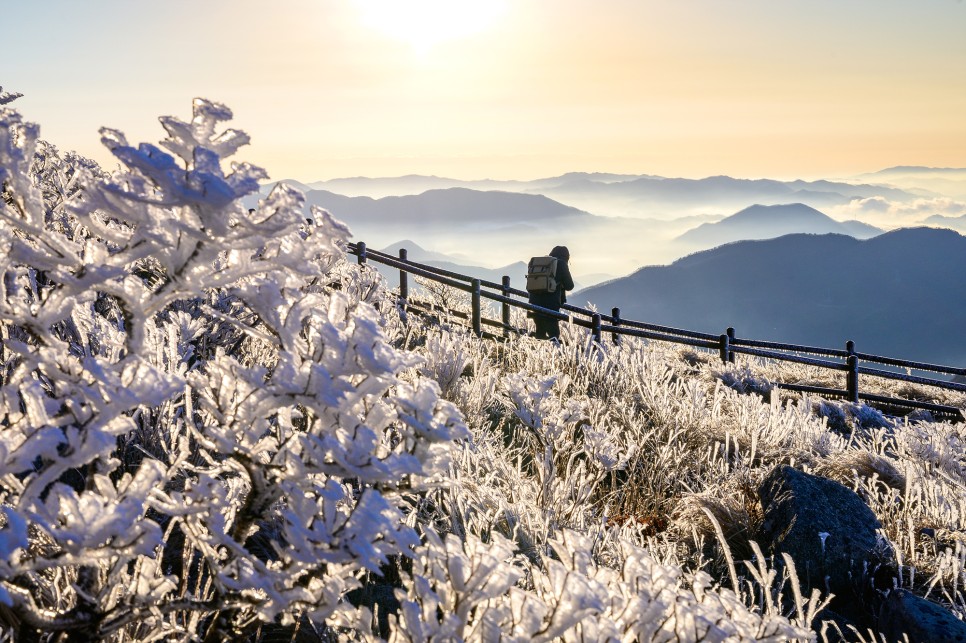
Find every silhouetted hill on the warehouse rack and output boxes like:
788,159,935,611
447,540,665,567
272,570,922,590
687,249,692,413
677,203,882,247
576,228,966,365
307,175,510,198
259,178,316,194
303,188,588,229
550,172,653,184
853,167,966,200
380,240,465,264
871,166,966,176
923,213,966,233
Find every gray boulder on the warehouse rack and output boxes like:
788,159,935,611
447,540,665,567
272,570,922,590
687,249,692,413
878,590,966,643
757,465,895,623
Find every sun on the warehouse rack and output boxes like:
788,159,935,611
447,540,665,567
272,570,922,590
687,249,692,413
354,0,508,54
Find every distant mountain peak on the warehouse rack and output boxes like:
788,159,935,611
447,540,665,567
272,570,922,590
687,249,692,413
382,239,426,252
676,202,881,247
874,166,966,174
732,203,827,219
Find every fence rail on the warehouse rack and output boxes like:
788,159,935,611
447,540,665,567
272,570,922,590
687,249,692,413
349,241,966,421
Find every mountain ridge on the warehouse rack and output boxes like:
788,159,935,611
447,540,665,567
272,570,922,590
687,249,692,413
576,227,966,365
677,203,882,247
302,187,590,227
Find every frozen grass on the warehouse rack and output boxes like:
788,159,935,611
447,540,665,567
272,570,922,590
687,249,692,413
385,284,966,633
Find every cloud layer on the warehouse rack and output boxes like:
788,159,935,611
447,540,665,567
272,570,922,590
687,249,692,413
831,196,966,228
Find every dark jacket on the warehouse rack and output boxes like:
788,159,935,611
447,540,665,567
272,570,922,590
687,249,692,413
528,246,574,311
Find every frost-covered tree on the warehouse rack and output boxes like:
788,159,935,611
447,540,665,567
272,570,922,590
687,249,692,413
0,92,465,641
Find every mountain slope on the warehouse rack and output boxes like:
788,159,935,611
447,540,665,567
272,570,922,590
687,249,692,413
379,239,466,264
576,228,966,365
677,203,882,247
304,187,588,228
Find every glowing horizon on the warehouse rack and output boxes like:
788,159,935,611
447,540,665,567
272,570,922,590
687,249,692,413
3,0,965,182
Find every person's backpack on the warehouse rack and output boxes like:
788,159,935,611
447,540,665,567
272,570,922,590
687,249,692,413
526,256,558,294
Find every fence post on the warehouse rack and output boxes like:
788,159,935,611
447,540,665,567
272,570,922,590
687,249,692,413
356,241,367,265
726,327,736,363
398,248,408,303
719,333,730,364
846,354,859,403
611,307,622,346
501,276,511,336
471,279,482,337
845,340,858,403
591,313,602,346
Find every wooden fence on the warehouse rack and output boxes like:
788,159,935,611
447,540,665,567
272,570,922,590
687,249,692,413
349,241,966,421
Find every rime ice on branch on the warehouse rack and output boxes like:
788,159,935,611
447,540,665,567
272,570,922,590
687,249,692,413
0,94,466,639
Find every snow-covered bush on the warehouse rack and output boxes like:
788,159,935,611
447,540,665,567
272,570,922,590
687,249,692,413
717,364,773,399
813,399,890,435
0,93,466,641
390,529,816,642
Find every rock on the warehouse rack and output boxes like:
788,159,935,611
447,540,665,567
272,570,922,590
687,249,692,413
757,465,896,623
878,590,966,643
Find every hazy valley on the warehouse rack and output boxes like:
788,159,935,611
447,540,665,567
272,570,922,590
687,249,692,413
257,167,966,366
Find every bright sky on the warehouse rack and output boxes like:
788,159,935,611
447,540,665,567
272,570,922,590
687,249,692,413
3,0,965,181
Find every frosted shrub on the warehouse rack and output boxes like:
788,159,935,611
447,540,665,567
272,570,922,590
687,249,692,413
391,528,815,642
717,364,773,399
0,96,467,640
845,403,890,431
501,372,633,530
413,275,472,325
812,399,890,435
418,328,473,397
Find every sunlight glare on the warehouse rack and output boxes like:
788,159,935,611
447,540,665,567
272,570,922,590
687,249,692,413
354,0,508,54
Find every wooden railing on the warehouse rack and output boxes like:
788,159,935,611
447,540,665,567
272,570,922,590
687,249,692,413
349,241,966,421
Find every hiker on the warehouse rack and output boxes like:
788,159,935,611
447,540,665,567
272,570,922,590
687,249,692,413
527,245,575,340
